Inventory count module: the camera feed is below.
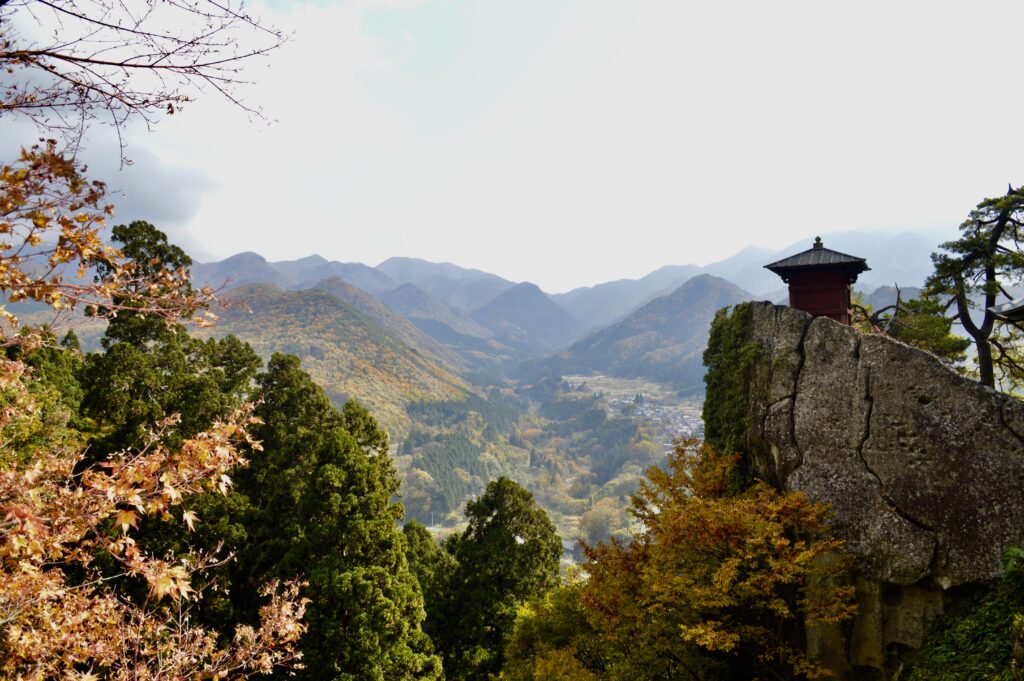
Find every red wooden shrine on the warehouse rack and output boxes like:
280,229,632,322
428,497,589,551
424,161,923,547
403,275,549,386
764,237,870,325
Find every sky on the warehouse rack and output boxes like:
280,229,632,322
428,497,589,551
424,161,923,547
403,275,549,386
9,0,1024,292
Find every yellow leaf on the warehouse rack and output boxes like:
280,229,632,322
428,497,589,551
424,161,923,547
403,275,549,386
116,509,137,535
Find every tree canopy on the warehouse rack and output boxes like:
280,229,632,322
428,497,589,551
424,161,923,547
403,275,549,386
502,440,856,681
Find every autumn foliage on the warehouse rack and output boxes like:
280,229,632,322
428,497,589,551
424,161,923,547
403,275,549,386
0,152,308,679
585,440,855,679
0,142,215,340
506,439,856,680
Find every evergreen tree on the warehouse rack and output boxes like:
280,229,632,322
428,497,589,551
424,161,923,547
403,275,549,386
81,328,262,454
436,476,561,680
925,186,1024,389
18,330,86,418
78,319,263,634
237,353,442,680
74,225,264,631
886,296,971,364
403,520,457,636
81,221,261,455
94,220,197,348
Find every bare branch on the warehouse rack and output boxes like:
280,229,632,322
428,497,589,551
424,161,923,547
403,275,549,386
1,0,286,157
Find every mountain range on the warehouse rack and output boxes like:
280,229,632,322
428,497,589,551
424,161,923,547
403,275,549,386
196,229,945,327
181,228,953,421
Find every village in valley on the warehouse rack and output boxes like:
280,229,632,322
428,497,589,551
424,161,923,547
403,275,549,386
563,374,704,454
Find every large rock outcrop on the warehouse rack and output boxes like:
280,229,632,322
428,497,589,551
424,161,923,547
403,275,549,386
734,302,1024,678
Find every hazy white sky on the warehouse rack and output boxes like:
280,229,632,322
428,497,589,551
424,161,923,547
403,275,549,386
19,1,1024,292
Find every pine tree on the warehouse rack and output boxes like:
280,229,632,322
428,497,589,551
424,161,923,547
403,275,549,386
926,186,1024,389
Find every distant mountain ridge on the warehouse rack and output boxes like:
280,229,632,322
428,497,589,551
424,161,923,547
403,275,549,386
549,274,754,393
192,252,400,295
277,256,399,294
191,228,951,377
192,252,292,290
194,228,945,311
376,257,516,312
472,282,587,355
551,264,703,332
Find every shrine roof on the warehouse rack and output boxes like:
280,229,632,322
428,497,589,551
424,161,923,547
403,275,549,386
764,237,870,275
990,298,1024,322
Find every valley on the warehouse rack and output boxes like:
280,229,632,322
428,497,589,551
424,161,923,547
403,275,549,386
8,233,949,544
179,235,950,545
2,230,956,546
5,4,1019,676
2,215,1008,681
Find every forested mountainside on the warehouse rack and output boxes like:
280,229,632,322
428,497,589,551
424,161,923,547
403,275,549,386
309,276,466,370
187,263,693,542
550,274,753,393
186,276,685,545
208,283,469,435
396,375,680,538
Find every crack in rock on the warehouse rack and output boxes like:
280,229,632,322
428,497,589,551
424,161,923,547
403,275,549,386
787,315,813,475
853,349,940,572
998,398,1024,447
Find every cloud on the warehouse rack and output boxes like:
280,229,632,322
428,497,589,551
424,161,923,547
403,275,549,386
9,0,1020,292
91,146,218,260
0,118,216,259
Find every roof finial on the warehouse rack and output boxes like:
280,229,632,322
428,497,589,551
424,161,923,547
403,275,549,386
813,236,823,249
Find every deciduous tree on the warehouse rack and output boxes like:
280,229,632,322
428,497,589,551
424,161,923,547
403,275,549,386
503,580,606,681
0,370,307,678
0,152,306,676
1,0,284,150
581,440,856,681
0,145,212,339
